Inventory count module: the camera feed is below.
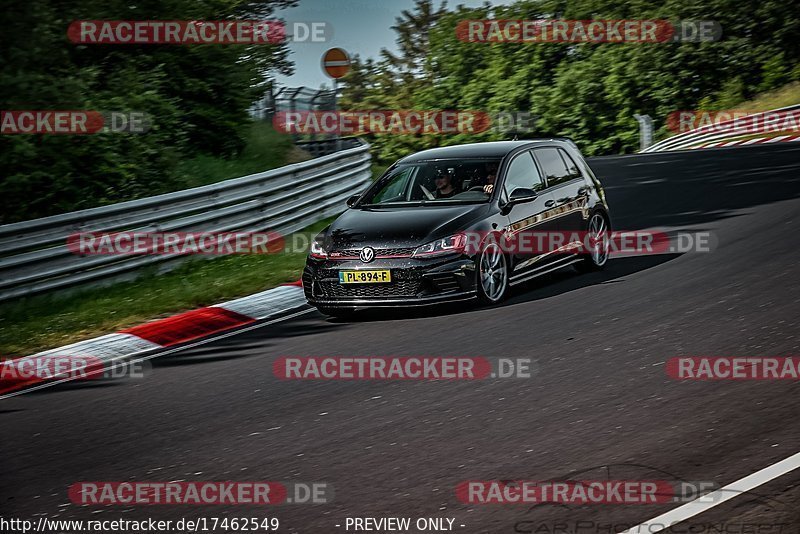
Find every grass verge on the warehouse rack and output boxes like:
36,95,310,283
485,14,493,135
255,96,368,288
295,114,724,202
737,82,800,112
665,81,800,140
175,122,312,189
1,137,382,358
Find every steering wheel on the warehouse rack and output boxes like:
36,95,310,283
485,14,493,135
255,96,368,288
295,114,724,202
467,185,492,193
420,184,435,200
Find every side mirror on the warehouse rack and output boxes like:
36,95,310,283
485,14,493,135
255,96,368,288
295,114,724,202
346,194,360,207
507,188,538,205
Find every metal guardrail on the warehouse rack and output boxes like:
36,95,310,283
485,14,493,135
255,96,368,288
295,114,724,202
642,104,800,152
296,137,362,158
0,139,372,302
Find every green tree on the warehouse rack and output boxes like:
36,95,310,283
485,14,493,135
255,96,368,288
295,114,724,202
0,0,296,222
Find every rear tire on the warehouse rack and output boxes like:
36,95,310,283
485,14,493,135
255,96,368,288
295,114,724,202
476,242,509,305
576,212,610,272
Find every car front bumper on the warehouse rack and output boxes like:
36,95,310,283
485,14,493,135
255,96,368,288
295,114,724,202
302,255,477,308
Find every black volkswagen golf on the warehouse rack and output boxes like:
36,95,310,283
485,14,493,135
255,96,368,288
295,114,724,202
302,139,611,317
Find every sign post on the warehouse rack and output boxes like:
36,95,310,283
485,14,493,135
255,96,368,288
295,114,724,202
322,48,351,152
633,114,654,151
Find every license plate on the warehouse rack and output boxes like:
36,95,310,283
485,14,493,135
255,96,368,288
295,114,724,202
338,270,392,284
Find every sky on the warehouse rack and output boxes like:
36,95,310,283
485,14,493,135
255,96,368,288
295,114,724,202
274,0,512,90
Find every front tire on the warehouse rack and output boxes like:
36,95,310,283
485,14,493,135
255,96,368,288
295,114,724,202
576,212,610,272
476,242,509,305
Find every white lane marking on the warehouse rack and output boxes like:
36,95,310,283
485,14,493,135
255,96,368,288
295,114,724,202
0,307,315,401
621,450,800,534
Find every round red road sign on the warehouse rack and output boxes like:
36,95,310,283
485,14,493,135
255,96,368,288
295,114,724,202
322,48,350,79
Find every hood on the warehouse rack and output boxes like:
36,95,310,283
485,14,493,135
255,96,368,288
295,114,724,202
324,203,489,250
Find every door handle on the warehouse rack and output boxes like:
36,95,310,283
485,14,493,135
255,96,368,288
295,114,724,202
544,200,556,208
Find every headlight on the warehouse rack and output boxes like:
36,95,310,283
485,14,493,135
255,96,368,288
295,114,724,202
310,234,327,259
413,234,467,258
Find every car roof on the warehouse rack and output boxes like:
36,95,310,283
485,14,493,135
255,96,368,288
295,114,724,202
397,139,574,163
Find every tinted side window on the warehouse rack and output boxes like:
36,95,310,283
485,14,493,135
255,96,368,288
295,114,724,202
534,147,572,186
503,152,544,195
558,149,583,180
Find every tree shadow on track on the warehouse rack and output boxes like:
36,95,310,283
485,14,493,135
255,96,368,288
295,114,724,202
325,254,680,324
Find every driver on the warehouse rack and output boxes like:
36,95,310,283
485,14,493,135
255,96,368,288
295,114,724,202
434,168,457,199
482,162,499,194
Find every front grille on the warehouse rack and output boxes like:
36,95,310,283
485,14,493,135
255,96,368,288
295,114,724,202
333,247,415,257
302,270,313,299
318,279,422,299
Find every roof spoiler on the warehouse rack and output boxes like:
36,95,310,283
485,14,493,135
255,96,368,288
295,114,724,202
500,131,579,148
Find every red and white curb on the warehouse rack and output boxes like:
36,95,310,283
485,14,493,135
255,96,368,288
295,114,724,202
690,134,800,149
0,283,307,397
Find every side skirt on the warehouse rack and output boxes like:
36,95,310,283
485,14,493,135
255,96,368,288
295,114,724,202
509,255,582,286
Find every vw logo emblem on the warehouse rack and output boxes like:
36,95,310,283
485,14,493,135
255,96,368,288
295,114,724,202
359,247,375,263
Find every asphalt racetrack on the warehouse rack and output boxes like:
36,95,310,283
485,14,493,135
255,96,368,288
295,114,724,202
3,143,800,533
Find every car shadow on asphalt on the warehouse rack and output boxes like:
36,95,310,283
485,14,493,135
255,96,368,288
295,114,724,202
325,253,681,323
502,253,681,307
11,256,678,396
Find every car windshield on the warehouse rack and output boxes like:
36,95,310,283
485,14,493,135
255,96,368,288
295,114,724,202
357,159,501,207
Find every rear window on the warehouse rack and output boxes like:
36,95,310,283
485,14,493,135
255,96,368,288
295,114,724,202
534,147,581,187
